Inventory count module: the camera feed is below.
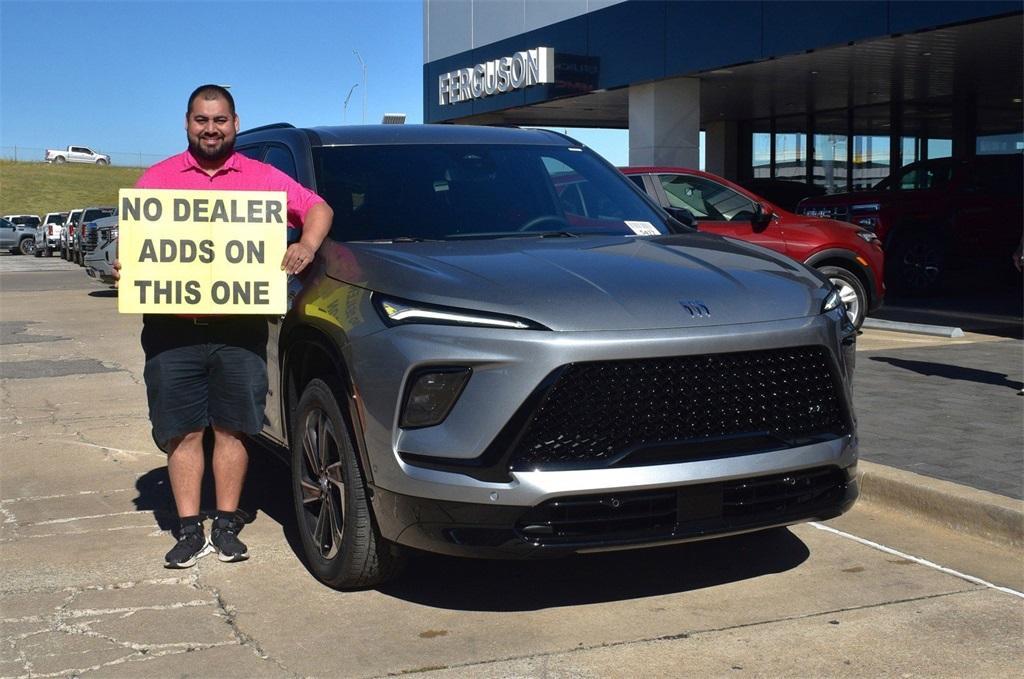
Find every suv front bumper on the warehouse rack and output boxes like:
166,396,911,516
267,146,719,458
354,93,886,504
372,463,858,558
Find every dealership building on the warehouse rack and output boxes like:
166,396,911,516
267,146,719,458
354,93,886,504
423,1,1023,191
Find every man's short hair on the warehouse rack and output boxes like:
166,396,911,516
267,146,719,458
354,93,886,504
187,84,236,116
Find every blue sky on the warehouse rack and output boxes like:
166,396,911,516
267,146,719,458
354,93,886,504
1,0,631,167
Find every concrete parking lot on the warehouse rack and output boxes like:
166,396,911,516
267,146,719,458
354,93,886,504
2,253,1022,678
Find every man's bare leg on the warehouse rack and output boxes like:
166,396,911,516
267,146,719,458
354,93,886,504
211,425,248,513
166,429,206,517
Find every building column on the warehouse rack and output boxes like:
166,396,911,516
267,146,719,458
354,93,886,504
704,120,738,180
628,77,700,168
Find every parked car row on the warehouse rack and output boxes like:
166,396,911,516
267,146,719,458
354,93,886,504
2,208,117,277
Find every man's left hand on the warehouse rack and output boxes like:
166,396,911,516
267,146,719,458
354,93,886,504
282,242,315,275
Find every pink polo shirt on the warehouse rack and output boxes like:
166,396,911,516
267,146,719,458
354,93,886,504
135,150,324,229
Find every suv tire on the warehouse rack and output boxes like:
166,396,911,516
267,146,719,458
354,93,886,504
53,156,66,164
887,230,945,296
818,265,867,328
291,377,405,589
96,158,109,166
18,237,34,256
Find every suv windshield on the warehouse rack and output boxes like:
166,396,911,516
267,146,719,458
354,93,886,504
873,159,956,191
313,144,670,242
82,208,115,221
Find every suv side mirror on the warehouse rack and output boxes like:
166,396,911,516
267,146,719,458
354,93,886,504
752,203,772,231
665,206,696,228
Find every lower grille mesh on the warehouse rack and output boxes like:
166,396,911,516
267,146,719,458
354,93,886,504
511,346,847,469
516,467,847,545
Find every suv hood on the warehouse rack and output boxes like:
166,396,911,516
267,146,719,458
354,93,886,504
322,234,829,332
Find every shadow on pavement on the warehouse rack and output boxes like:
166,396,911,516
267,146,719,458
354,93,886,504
378,527,809,611
88,289,118,298
132,435,300,550
870,275,1023,339
870,356,1024,392
135,438,810,605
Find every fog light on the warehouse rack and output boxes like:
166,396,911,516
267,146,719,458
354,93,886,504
400,368,471,428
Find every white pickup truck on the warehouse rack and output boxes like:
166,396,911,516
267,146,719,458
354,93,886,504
44,145,111,165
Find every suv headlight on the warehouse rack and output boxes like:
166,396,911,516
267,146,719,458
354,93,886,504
856,230,880,244
375,295,548,330
822,288,843,314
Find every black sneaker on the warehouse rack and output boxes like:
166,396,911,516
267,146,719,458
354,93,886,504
211,514,249,562
164,523,212,568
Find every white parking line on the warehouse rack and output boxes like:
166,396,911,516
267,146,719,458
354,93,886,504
810,521,1024,599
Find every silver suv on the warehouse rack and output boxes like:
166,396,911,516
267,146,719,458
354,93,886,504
239,124,859,589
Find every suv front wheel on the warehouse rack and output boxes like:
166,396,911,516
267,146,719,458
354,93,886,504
290,377,405,589
818,265,867,328
887,231,945,295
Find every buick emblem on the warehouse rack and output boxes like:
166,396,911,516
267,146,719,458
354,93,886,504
680,300,711,317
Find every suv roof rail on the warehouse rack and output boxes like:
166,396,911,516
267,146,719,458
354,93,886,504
239,122,295,135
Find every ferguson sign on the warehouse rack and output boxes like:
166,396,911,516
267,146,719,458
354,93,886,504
439,47,554,105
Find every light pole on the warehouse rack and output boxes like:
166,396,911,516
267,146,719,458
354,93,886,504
353,49,367,124
343,83,359,124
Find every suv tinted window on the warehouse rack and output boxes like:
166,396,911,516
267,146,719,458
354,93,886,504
895,160,956,190
659,174,756,221
263,145,298,180
313,144,668,242
237,145,263,160
969,156,1023,195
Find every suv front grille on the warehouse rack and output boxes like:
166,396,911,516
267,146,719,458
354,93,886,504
83,231,99,253
516,467,848,545
510,346,847,470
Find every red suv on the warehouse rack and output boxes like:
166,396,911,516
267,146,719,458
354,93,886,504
796,154,1023,295
621,167,885,327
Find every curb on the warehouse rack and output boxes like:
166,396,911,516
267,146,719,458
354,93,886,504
862,318,964,337
857,460,1023,549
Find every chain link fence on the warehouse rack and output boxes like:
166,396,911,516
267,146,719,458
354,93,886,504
1,146,166,168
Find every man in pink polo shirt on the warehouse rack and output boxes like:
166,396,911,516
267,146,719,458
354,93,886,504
121,84,333,568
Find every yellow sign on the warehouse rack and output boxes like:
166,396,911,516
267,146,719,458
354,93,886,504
117,189,287,314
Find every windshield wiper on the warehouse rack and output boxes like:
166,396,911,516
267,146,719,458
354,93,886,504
444,231,581,240
350,236,441,243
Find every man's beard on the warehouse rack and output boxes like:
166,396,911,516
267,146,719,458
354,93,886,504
188,134,234,163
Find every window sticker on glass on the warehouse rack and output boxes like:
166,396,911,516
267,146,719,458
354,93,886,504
625,220,659,236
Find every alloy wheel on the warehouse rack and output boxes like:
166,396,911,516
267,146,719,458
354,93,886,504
901,242,942,291
829,276,860,326
298,408,346,560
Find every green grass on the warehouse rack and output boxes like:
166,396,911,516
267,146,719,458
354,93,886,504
0,160,145,217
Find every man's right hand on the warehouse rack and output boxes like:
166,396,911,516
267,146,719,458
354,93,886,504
113,258,121,288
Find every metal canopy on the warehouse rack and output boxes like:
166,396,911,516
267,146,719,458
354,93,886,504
452,15,1023,134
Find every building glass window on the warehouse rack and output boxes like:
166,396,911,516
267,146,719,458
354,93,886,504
902,137,919,165
852,136,889,190
813,134,848,194
752,132,771,179
927,139,952,159
977,132,1024,155
774,132,806,182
